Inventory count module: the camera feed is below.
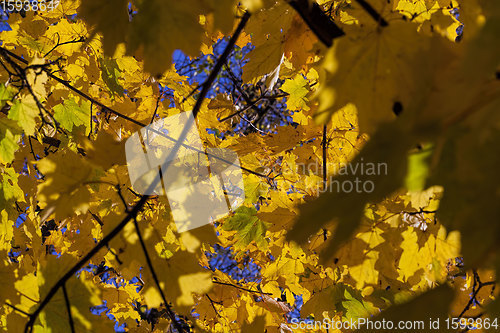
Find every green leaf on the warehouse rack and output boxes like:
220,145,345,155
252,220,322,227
223,206,271,248
0,84,14,108
53,99,91,135
99,58,124,96
301,283,377,320
342,288,377,320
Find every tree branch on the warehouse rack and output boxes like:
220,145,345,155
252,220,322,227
354,0,388,27
62,284,75,333
288,0,345,47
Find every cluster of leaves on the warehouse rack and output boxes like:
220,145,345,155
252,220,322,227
0,0,499,332
174,40,294,136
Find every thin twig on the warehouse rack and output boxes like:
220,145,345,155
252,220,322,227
5,303,32,317
44,36,85,58
212,280,271,295
239,114,266,134
322,124,327,189
457,270,497,319
88,101,93,138
218,93,287,123
150,90,164,124
133,217,184,332
0,48,56,127
115,185,129,212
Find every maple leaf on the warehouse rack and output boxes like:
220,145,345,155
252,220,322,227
242,2,293,83
0,211,14,252
223,206,271,249
0,167,24,205
0,84,14,107
8,96,39,136
0,251,17,306
357,285,453,333
146,250,214,314
302,283,377,320
287,121,413,261
82,132,126,170
0,118,21,164
280,74,309,111
78,0,129,55
99,57,124,97
128,0,209,75
25,255,105,332
315,20,432,133
36,149,93,219
53,98,91,135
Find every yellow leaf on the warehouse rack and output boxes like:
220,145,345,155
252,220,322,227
83,132,126,170
8,96,39,136
177,272,213,306
315,21,431,133
36,149,93,219
26,57,48,100
281,75,309,111
357,285,453,333
78,0,129,55
129,0,209,75
242,1,293,82
288,121,413,261
146,250,214,315
0,224,14,261
242,34,284,83
34,256,103,332
0,118,21,164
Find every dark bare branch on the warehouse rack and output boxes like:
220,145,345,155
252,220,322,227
62,284,75,333
288,0,345,47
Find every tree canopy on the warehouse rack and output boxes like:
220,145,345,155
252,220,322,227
0,0,499,332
